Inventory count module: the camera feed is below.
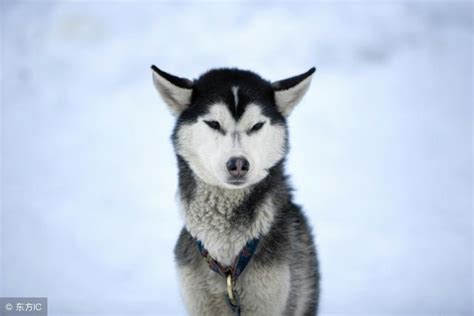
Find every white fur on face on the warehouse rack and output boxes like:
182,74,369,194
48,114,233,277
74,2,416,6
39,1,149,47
176,103,286,189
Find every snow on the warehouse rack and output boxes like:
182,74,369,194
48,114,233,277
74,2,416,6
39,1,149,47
1,1,472,315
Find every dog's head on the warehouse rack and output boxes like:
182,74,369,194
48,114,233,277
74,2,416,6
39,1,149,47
152,66,315,189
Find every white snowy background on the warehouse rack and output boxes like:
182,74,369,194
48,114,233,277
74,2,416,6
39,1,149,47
1,1,472,315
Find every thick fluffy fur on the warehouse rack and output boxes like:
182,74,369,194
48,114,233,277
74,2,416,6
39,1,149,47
152,66,320,315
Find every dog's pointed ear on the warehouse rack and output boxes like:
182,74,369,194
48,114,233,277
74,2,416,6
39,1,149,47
271,67,316,117
151,65,194,116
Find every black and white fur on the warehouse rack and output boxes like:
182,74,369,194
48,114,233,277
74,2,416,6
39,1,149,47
152,65,320,315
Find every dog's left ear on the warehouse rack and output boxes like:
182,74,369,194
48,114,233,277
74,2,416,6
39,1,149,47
271,67,316,117
151,65,194,116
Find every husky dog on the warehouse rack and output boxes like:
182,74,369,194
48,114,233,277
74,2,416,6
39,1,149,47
151,65,320,315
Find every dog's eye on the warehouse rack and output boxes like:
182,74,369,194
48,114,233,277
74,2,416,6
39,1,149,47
204,120,221,130
250,122,265,133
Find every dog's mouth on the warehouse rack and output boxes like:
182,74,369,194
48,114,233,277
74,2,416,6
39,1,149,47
226,177,247,186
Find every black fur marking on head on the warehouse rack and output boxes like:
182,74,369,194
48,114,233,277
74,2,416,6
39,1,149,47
179,68,286,124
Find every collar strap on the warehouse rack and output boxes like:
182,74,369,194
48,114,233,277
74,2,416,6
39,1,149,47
196,238,260,280
196,238,259,315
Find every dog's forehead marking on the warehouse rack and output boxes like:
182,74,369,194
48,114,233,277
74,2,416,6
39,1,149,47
232,86,239,111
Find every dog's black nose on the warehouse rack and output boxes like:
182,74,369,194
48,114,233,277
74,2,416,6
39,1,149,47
226,157,250,177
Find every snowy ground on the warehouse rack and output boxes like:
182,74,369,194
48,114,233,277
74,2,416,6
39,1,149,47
1,1,472,315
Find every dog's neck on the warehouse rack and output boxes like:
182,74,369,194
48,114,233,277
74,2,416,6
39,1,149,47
177,156,285,266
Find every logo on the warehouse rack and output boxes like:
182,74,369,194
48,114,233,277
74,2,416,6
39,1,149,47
5,303,13,311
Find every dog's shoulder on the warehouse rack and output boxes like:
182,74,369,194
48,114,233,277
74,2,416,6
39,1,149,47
174,227,201,268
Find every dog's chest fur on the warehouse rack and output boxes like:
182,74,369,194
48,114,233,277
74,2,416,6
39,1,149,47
181,178,274,266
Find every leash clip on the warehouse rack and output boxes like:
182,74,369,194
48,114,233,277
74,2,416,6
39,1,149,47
226,274,241,315
226,274,236,305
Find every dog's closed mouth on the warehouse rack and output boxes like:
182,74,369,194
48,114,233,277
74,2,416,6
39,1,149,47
227,178,247,186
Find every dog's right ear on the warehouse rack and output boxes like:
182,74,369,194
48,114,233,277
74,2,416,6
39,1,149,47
151,65,194,116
